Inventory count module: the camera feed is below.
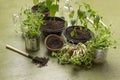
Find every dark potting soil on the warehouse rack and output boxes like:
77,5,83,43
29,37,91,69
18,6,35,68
32,56,49,67
42,20,64,30
46,36,64,49
66,27,92,43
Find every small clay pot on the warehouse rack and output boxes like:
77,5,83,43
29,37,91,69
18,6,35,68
41,17,65,37
45,34,65,51
64,26,93,44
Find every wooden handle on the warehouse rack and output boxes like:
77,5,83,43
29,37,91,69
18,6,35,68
6,44,29,57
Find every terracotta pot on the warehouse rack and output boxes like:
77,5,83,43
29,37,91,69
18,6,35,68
45,34,65,51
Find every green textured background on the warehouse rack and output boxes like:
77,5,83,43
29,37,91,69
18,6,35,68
0,0,120,80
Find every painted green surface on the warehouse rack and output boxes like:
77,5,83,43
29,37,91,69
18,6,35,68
0,0,120,80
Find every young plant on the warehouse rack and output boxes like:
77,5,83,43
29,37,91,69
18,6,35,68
32,0,48,13
33,0,39,5
22,9,44,39
52,43,94,68
67,3,96,37
81,3,117,50
46,0,59,17
86,18,116,49
77,3,96,29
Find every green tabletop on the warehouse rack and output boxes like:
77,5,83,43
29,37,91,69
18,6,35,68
0,0,120,80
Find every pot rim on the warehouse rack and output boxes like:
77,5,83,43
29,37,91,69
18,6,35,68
64,26,94,44
44,34,65,51
41,17,65,32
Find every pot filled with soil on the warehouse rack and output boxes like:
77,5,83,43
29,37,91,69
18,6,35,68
22,9,44,52
31,3,50,17
45,34,65,51
64,26,93,44
41,17,65,37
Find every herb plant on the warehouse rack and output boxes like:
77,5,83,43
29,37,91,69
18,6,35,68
86,16,116,49
22,9,44,39
33,0,48,13
32,0,60,17
67,3,96,37
33,0,39,5
52,43,94,68
46,0,59,17
52,2,116,68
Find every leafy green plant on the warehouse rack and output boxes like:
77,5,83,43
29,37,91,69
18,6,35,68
46,0,59,17
77,3,96,28
66,3,96,37
86,17,116,49
52,43,94,68
52,2,116,68
32,0,48,13
32,0,60,17
22,9,44,39
33,0,39,5
77,3,116,49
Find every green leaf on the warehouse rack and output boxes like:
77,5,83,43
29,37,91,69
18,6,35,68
33,0,39,5
89,10,96,17
94,15,100,27
46,0,53,9
70,18,76,26
64,21,68,27
69,13,74,18
70,30,75,37
50,4,59,17
77,9,86,19
83,3,90,10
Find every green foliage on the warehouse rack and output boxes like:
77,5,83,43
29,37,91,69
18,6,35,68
77,3,116,49
46,0,53,8
70,27,76,37
70,18,77,26
37,1,48,13
52,2,116,68
77,3,96,29
93,15,100,29
68,3,96,36
32,0,48,13
46,0,59,17
33,0,59,17
70,30,75,37
66,3,96,27
52,43,94,68
86,24,116,49
84,9,116,49
33,0,39,5
50,4,59,16
26,1,116,68
22,9,44,39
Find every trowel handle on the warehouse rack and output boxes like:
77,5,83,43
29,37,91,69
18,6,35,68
6,44,29,57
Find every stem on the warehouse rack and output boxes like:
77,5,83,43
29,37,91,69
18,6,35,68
86,17,107,27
